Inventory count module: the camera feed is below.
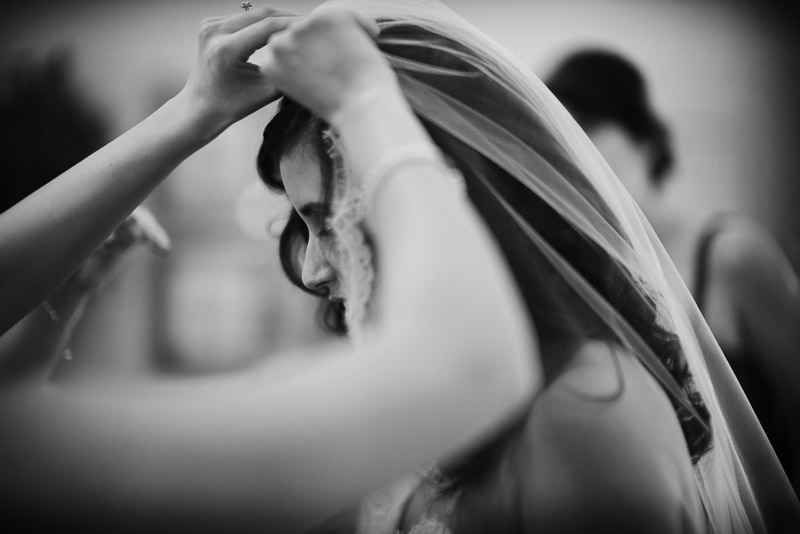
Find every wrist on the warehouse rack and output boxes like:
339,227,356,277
164,90,230,151
329,85,435,179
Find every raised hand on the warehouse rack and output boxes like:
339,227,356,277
259,6,397,124
178,5,300,135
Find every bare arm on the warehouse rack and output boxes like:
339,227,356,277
1,8,538,532
712,222,800,489
0,7,293,334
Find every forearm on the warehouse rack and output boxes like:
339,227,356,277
332,87,538,432
0,94,214,334
737,240,800,412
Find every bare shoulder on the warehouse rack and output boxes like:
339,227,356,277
713,219,795,285
519,341,706,533
525,342,687,467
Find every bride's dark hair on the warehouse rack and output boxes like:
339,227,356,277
258,21,711,532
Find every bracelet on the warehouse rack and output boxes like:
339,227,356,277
362,143,455,212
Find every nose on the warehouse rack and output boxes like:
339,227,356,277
302,235,334,293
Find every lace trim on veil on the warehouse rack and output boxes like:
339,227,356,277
322,127,466,344
323,128,376,346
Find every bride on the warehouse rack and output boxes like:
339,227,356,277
1,1,796,532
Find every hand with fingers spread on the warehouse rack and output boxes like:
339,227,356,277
178,5,301,136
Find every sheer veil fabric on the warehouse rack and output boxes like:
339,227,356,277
320,0,799,531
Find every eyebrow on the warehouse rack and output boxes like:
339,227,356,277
298,202,330,218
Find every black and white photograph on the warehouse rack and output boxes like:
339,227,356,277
1,1,798,532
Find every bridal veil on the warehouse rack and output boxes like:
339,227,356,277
319,1,799,532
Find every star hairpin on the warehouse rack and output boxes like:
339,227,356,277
241,2,252,11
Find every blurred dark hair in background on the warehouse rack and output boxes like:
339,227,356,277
546,48,674,186
0,51,108,213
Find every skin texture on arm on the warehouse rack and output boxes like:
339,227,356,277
0,7,293,335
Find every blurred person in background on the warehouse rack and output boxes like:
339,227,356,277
0,53,170,384
0,3,797,533
546,47,800,494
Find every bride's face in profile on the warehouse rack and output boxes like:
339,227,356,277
280,146,345,304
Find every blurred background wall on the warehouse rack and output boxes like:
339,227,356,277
1,0,797,379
